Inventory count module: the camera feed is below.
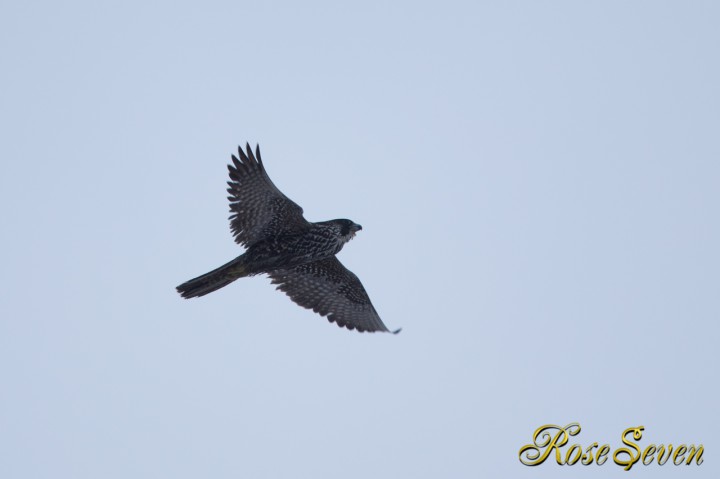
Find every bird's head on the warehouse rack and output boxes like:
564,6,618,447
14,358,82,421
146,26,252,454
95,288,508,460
333,219,362,243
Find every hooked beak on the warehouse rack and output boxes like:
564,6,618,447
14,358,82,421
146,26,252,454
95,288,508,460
353,223,363,232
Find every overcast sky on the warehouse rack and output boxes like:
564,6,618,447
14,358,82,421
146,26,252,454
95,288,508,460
1,1,718,478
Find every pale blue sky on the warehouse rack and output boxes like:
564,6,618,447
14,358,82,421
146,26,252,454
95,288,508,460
1,1,718,478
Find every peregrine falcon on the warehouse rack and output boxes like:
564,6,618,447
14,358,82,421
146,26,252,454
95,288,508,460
176,143,400,334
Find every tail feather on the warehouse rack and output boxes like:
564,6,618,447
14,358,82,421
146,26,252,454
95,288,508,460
176,256,248,298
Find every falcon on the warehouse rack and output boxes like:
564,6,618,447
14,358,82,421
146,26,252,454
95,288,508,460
176,143,400,334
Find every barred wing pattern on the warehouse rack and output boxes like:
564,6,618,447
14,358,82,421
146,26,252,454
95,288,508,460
227,144,310,247
269,257,399,333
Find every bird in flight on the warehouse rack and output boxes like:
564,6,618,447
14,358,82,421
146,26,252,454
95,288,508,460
176,143,400,334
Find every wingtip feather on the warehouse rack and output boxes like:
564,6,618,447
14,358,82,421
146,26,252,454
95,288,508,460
237,146,248,162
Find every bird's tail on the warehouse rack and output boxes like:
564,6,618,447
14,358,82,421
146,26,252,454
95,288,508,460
176,256,249,299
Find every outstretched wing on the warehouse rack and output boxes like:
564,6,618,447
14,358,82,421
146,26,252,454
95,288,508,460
227,143,310,247
269,257,400,334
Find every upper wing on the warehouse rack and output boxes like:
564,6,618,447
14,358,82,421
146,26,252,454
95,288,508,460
269,257,400,334
227,143,310,247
